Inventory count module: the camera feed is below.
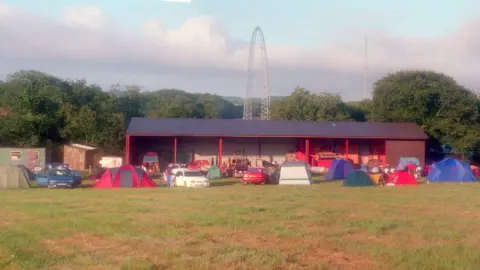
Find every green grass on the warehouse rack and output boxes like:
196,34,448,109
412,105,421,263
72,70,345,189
1,178,480,269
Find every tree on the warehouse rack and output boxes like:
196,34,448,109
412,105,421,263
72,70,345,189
0,70,243,152
271,87,350,121
372,70,479,155
345,99,373,122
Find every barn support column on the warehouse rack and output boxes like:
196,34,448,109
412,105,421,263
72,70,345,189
345,139,349,160
258,138,261,158
125,134,131,164
173,137,178,163
218,137,223,166
305,138,310,165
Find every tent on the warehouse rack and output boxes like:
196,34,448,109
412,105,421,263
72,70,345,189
470,165,480,178
207,165,221,180
396,157,420,170
278,161,312,185
370,173,389,185
325,159,354,180
343,171,375,187
387,171,417,185
94,164,157,188
427,158,477,182
0,165,31,189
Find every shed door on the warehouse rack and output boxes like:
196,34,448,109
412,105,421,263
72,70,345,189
27,150,40,171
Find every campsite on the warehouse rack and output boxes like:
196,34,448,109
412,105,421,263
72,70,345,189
0,155,480,269
1,177,480,269
1,20,480,268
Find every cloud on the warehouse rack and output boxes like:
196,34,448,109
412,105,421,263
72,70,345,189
0,3,479,101
62,6,107,30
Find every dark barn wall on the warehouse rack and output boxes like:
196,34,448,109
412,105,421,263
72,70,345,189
132,136,297,168
223,138,296,166
178,137,217,164
258,138,297,164
132,136,218,168
385,140,426,167
132,137,175,169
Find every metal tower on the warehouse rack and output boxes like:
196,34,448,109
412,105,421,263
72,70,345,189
243,26,269,120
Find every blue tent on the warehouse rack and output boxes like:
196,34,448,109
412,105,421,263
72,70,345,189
325,159,354,180
427,158,477,182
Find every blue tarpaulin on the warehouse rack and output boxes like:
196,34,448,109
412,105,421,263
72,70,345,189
325,159,354,180
427,158,476,182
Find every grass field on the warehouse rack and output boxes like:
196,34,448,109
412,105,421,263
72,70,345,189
1,178,480,269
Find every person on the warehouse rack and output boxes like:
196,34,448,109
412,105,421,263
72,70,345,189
407,162,415,177
415,166,422,178
141,162,147,172
164,168,171,187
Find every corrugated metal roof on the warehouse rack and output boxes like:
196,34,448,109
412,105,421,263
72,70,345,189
126,118,428,140
70,143,96,150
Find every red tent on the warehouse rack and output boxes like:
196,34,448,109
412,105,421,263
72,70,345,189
94,164,157,188
387,171,417,185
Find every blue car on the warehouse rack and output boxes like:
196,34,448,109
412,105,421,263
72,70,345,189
36,168,82,188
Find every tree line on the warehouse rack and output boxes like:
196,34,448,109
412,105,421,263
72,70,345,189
0,69,478,160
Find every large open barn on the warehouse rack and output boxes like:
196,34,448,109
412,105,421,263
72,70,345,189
125,118,428,169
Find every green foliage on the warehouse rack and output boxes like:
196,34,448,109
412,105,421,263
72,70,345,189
1,68,479,160
0,70,243,151
270,88,351,121
372,70,480,154
345,99,373,122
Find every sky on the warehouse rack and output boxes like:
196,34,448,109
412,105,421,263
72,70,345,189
1,0,480,101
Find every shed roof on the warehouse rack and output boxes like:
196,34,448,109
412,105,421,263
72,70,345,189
126,118,428,140
69,143,96,150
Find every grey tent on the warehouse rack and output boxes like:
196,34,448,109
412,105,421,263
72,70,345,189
0,165,31,189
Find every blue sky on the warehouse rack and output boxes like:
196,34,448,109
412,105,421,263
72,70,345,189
3,0,479,46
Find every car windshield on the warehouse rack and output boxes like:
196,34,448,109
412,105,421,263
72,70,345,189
50,169,71,176
143,156,158,163
184,171,204,177
247,168,262,173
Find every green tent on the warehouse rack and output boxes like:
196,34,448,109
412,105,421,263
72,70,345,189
343,171,375,187
206,165,221,180
0,165,31,189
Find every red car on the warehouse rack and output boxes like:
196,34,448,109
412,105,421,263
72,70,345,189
242,168,270,185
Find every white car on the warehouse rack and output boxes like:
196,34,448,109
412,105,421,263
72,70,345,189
174,169,210,188
169,164,187,175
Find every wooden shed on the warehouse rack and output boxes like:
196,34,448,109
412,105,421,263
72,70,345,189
63,144,97,171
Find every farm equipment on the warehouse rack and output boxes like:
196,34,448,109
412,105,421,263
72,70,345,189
188,160,211,174
142,152,160,176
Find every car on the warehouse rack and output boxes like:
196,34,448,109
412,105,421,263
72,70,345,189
37,168,80,188
174,169,210,188
242,168,270,185
168,163,187,175
233,159,249,178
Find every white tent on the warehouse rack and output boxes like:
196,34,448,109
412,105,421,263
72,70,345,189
278,161,312,185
